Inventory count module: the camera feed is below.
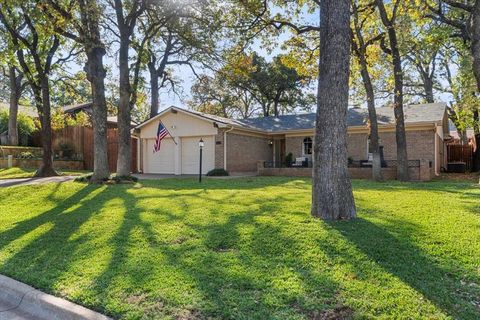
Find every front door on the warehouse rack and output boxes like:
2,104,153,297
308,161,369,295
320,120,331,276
274,139,286,166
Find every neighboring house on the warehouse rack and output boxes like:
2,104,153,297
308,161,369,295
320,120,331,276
62,102,131,128
447,120,476,148
134,103,449,177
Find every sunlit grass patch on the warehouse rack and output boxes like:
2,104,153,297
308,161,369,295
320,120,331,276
0,177,478,319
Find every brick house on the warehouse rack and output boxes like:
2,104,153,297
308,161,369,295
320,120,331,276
134,103,449,179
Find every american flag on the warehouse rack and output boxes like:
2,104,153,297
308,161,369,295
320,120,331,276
153,122,169,153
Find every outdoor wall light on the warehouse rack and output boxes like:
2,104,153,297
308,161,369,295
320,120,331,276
199,138,204,183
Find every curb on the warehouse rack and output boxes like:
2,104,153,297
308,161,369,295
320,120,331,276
0,275,111,320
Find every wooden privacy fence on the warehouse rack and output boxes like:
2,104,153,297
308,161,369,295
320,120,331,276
52,126,137,172
447,144,473,171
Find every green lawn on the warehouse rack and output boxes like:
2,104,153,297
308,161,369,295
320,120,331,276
0,177,479,319
0,167,89,179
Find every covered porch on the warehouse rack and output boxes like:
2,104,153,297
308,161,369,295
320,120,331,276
269,134,314,168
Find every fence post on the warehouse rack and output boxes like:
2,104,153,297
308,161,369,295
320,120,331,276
7,155,13,168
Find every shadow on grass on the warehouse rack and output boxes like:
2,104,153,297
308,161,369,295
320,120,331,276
2,178,478,319
86,188,345,319
352,179,480,196
0,184,108,289
327,217,480,320
139,176,311,191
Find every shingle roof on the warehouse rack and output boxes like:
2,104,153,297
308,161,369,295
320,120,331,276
184,102,447,132
62,102,93,113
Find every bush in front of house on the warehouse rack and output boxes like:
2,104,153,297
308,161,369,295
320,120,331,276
285,153,293,167
206,168,229,176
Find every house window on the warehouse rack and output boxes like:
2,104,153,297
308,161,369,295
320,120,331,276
303,137,313,155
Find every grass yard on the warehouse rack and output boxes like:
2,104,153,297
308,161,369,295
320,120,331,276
0,177,479,319
0,167,89,179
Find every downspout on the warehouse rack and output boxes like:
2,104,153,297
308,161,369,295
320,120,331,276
434,124,439,176
224,126,234,171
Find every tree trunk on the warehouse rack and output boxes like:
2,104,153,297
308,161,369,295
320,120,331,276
391,46,409,181
86,47,110,182
273,100,279,117
351,5,383,182
116,36,132,177
472,109,480,171
7,67,20,146
470,1,480,172
35,76,57,177
376,0,409,181
423,75,435,103
311,0,356,220
362,67,383,181
149,62,160,118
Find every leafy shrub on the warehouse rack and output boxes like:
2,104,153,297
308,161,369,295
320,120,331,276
111,175,139,183
17,151,36,159
75,173,138,184
0,110,37,146
206,168,229,176
74,173,93,183
285,153,293,166
51,109,91,130
57,141,75,159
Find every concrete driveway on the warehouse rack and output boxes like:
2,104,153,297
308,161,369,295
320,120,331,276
0,176,76,188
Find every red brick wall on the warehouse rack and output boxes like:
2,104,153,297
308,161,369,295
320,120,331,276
257,163,430,181
346,130,436,162
285,136,304,158
214,129,226,169
0,159,84,170
226,132,273,172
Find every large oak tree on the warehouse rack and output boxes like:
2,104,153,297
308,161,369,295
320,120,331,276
0,1,61,176
44,0,111,182
311,0,356,220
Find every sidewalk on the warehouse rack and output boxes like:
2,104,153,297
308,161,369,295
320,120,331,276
0,176,76,188
0,275,110,320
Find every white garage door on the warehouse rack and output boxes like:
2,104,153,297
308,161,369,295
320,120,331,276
145,138,175,174
181,136,215,174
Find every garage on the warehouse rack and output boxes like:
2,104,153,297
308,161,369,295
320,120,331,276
181,136,215,174
144,138,175,174
136,107,222,175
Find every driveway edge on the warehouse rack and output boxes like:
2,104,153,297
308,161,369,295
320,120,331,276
0,275,111,320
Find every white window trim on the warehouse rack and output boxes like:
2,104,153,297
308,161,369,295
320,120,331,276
302,137,313,156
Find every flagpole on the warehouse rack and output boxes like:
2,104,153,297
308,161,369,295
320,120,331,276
160,120,178,145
